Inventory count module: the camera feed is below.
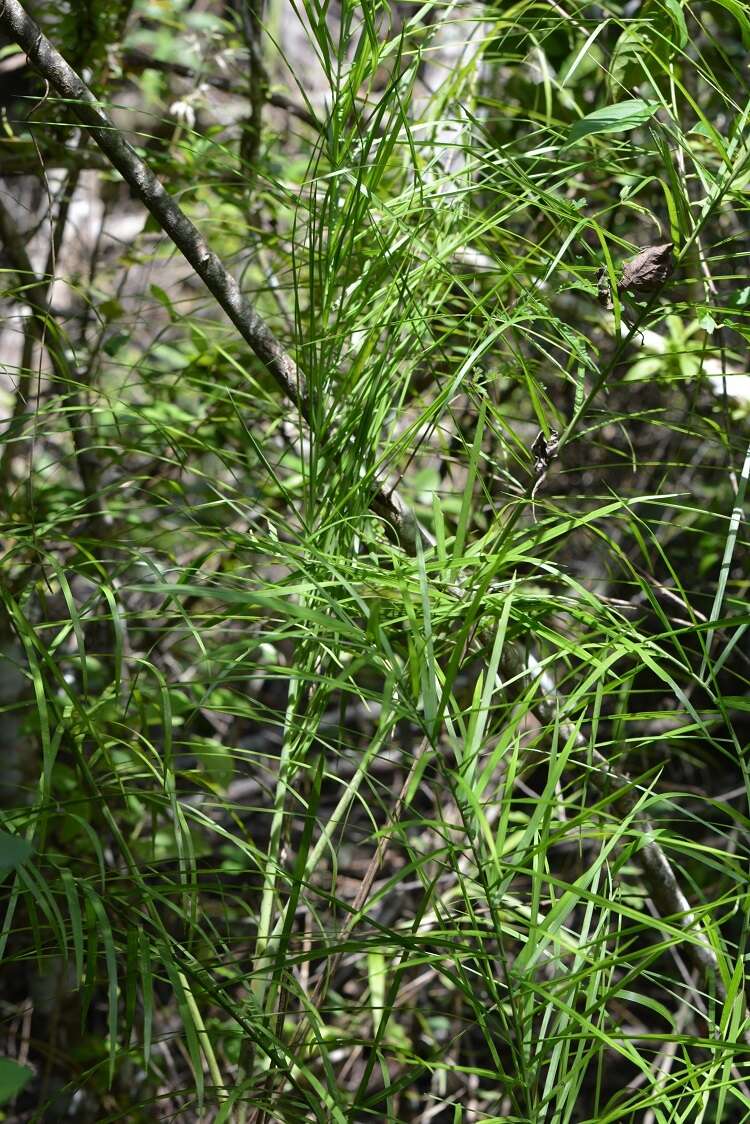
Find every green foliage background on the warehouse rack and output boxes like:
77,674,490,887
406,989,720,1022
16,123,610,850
1,0,750,1120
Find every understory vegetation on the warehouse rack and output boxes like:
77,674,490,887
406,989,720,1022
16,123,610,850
1,0,750,1120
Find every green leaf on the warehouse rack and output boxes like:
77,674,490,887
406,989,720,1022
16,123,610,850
609,24,647,95
99,298,124,322
0,832,30,883
609,1,686,96
0,1057,33,1105
150,283,179,321
566,100,658,144
664,0,688,48
103,330,131,357
367,951,387,1035
82,889,119,1085
710,0,750,47
721,696,750,713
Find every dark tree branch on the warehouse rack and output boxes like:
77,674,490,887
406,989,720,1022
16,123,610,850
0,0,307,420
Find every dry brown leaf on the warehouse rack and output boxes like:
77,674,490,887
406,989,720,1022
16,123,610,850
619,242,674,294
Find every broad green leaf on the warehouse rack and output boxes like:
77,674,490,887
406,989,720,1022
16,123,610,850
103,330,130,357
664,0,688,47
609,24,647,95
610,0,687,96
0,1057,33,1105
566,100,658,143
0,832,30,883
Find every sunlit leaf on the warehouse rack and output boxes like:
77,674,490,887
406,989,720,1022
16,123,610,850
566,99,658,143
